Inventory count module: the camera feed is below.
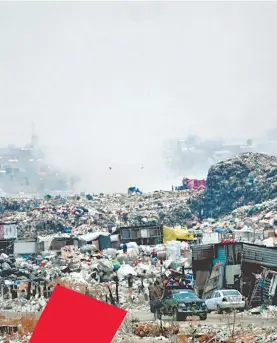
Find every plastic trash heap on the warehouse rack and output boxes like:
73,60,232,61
189,152,277,218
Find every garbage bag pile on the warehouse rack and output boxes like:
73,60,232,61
0,252,63,284
0,239,188,313
190,152,277,218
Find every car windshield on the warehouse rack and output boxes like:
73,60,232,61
172,291,199,300
222,290,240,296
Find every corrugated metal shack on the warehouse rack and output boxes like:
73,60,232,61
0,222,18,240
78,232,111,251
0,222,18,255
192,242,243,297
241,243,277,306
50,237,79,251
242,243,277,268
193,242,277,306
37,236,79,252
118,224,163,245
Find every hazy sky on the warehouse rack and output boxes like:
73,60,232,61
0,1,276,192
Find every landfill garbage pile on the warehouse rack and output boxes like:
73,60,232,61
189,152,277,218
0,253,63,284
1,191,198,239
135,191,197,227
0,198,35,213
0,238,193,318
194,196,277,246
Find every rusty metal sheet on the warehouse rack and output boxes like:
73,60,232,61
192,244,214,260
242,243,277,268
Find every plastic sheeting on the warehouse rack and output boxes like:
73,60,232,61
166,241,181,261
117,264,137,279
79,231,110,242
163,225,195,243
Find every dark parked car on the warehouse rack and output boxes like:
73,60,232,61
150,288,207,321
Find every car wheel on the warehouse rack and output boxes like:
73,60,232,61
175,313,187,321
199,313,207,320
217,305,223,314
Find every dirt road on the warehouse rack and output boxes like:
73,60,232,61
129,310,277,327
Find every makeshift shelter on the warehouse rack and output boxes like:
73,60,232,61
118,225,163,245
37,235,79,252
79,232,111,251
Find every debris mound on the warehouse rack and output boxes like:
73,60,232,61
190,152,277,217
1,191,197,239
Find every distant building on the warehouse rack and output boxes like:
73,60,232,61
0,128,72,195
163,133,277,176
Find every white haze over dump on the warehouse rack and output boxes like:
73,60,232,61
0,2,276,193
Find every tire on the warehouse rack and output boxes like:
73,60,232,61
172,308,186,321
178,314,187,321
199,313,207,320
217,305,223,314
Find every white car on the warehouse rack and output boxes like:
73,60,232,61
205,289,245,313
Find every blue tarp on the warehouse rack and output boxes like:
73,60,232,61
128,187,142,194
175,185,188,191
215,228,225,233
